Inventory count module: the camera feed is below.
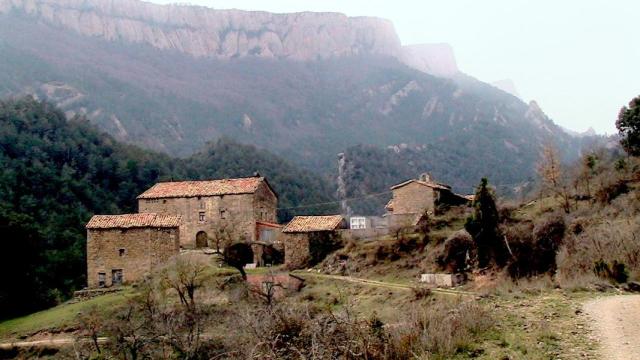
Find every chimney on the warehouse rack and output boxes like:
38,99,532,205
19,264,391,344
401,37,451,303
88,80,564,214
420,173,431,182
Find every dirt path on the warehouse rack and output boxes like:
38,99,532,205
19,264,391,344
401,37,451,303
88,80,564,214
0,337,108,349
292,272,476,296
583,295,640,360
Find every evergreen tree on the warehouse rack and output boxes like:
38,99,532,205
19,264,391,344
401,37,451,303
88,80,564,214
616,95,640,156
465,178,507,268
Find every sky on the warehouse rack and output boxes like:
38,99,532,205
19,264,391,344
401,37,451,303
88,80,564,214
149,0,639,134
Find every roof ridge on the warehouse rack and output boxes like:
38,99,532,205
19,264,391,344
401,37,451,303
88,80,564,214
137,177,267,199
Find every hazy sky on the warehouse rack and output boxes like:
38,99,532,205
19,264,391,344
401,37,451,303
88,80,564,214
150,0,639,134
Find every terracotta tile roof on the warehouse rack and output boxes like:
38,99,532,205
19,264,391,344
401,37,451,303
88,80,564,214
390,179,450,191
86,213,181,229
283,215,344,233
137,177,266,199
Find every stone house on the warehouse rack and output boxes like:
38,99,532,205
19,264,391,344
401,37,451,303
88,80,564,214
385,173,469,229
281,215,346,269
137,176,278,251
86,213,181,288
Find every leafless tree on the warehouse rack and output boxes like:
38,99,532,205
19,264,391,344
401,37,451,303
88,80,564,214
537,143,572,213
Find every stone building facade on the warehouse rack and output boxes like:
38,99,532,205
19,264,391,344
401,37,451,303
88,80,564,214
86,213,181,288
385,174,469,229
137,176,278,250
281,215,345,269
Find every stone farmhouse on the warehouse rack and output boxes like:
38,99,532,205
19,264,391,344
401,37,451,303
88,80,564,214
137,176,278,250
86,213,181,288
385,173,469,229
281,215,346,269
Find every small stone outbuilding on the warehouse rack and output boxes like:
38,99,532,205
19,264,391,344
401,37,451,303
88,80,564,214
385,173,469,229
86,213,181,288
281,215,346,269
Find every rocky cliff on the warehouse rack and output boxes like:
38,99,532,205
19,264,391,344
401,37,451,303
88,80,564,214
0,0,401,60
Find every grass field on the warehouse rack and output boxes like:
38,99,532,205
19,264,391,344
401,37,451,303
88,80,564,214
0,289,133,341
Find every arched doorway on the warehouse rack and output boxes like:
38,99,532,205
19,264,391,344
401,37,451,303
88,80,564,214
195,231,208,248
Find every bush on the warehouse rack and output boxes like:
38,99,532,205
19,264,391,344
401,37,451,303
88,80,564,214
594,259,629,283
505,215,565,279
442,230,474,272
595,180,630,204
411,286,433,300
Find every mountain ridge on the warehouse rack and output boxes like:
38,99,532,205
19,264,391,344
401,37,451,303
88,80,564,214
0,0,595,195
0,0,401,60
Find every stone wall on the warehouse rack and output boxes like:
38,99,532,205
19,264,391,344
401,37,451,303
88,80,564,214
283,231,342,270
138,181,277,250
86,227,179,288
390,182,435,215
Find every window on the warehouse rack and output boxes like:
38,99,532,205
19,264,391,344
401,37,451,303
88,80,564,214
112,269,123,286
199,201,205,209
260,228,275,243
219,209,227,219
198,212,206,222
118,248,126,257
350,217,367,230
98,273,106,288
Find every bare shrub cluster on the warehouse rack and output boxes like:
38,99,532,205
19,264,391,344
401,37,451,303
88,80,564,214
71,254,494,360
225,298,492,360
557,217,640,283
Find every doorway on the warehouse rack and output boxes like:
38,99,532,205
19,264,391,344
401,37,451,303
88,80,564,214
196,231,209,248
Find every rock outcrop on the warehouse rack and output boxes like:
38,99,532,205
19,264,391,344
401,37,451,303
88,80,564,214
0,0,401,60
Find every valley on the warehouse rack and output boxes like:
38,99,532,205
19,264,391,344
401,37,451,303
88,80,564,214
0,1,638,359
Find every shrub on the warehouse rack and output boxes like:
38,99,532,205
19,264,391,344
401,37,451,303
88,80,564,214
442,230,474,272
594,259,629,283
595,180,630,204
557,217,640,284
388,300,493,358
411,286,433,300
505,215,565,279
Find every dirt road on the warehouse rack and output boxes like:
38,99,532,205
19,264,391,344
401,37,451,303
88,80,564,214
584,295,640,360
292,272,476,296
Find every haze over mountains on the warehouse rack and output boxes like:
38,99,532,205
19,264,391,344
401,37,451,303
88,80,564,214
0,0,601,194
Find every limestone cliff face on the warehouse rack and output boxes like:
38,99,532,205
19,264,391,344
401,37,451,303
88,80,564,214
0,0,401,60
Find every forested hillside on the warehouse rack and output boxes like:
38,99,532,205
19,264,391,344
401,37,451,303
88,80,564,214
0,98,335,319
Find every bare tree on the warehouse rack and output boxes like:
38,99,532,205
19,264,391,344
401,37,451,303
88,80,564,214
537,143,572,213
159,256,208,312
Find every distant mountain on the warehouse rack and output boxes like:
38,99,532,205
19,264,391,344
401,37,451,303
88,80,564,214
0,0,590,189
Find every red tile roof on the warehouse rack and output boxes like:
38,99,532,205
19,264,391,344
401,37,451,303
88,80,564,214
282,215,344,233
86,213,181,229
137,177,266,199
